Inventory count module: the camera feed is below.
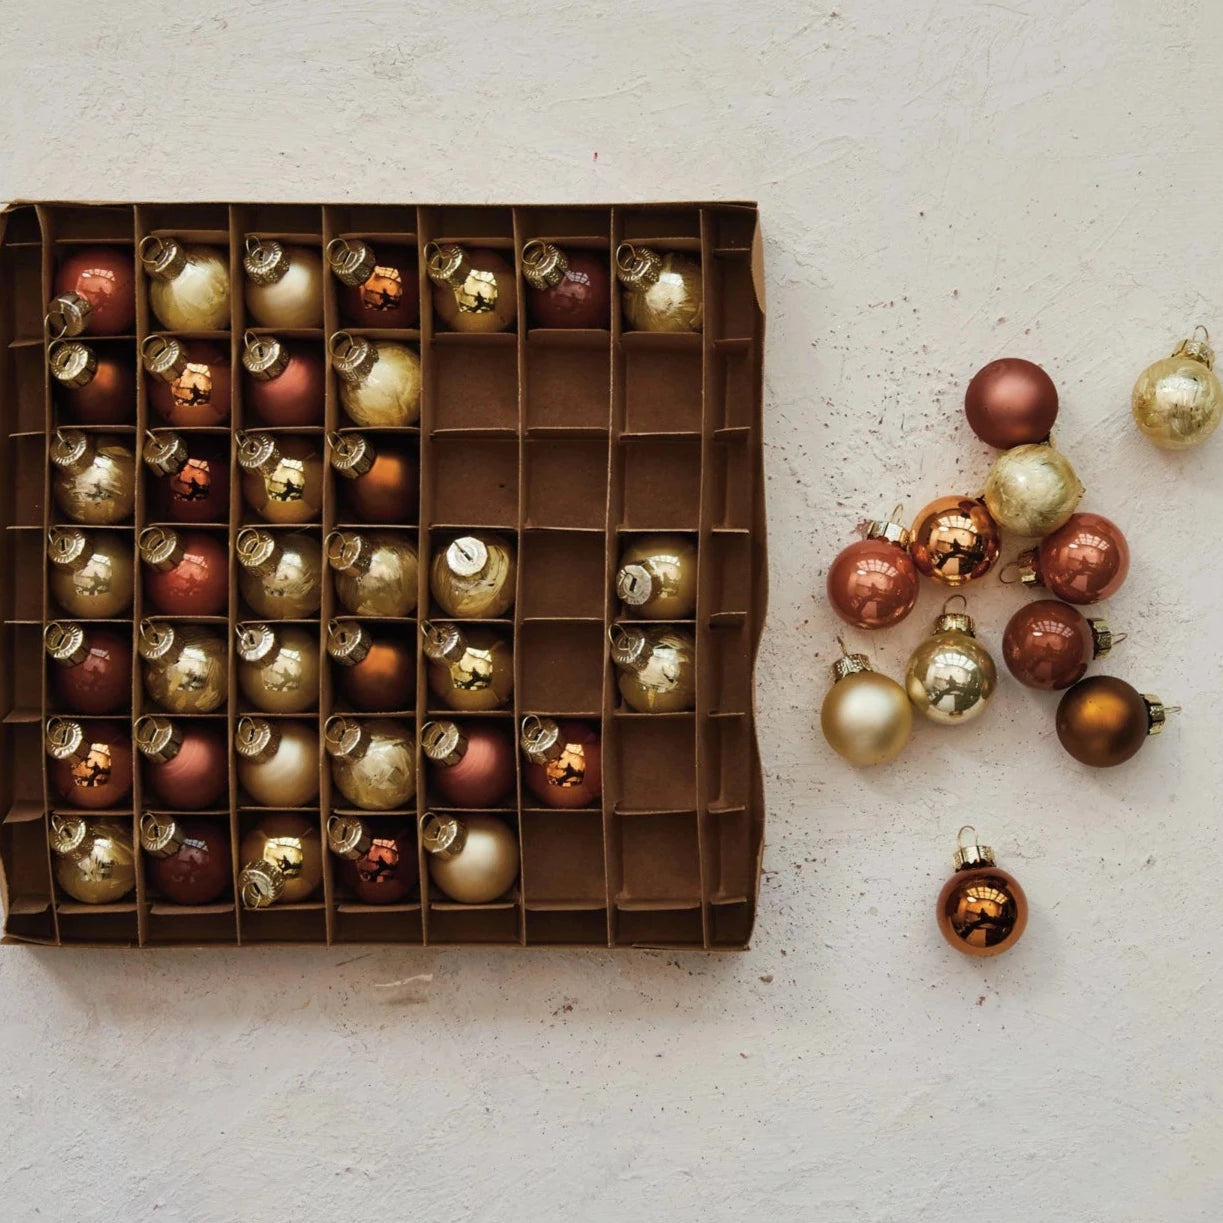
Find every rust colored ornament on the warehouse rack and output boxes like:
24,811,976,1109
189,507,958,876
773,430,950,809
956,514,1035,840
140,237,231,332
49,816,136,904
327,239,420,330
422,719,516,808
1016,512,1130,605
49,429,136,525
236,432,324,524
329,432,419,524
327,815,418,905
45,622,132,716
143,431,230,524
964,358,1059,448
423,813,519,904
425,243,517,333
1056,676,1177,768
910,496,1000,586
1003,600,1119,691
242,332,325,427
45,717,133,810
520,716,602,809
522,241,611,329
327,620,415,712
140,813,231,905
49,340,135,425
422,621,513,712
615,244,703,333
826,508,919,629
238,811,323,908
47,527,133,619
142,335,232,427
135,716,229,810
236,528,323,620
937,827,1028,957
140,527,229,617
49,246,136,337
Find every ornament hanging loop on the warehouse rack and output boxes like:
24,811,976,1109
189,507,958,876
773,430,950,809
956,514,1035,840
956,824,977,850
1194,324,1211,343
998,561,1020,585
942,593,968,613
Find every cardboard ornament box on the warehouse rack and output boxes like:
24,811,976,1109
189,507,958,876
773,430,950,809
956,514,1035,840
0,201,766,949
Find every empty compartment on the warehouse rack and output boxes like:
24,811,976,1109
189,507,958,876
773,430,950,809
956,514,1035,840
1,815,53,912
525,907,608,945
619,208,701,242
714,341,755,433
706,624,752,715
713,253,760,339
614,810,702,906
710,900,754,948
518,530,606,619
4,723,47,814
334,906,423,945
521,809,606,907
426,206,514,243
429,437,518,528
9,344,48,433
10,529,49,620
8,435,47,526
707,531,751,619
523,438,608,530
2,205,40,244
710,440,753,531
238,905,327,944
620,439,701,530
7,623,44,719
427,904,519,944
518,621,604,714
431,340,518,432
703,805,753,904
47,204,134,244
518,208,611,242
701,716,751,811
145,907,238,945
57,908,138,945
525,334,610,431
615,906,704,948
4,904,57,943
624,338,702,434
613,717,696,811
2,246,46,345
710,208,758,250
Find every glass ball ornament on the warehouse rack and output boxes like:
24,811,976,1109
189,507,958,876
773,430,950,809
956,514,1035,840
423,813,519,904
905,597,997,725
143,431,230,524
48,246,136,337
820,644,913,766
236,622,320,714
236,528,323,620
1132,329,1222,450
1002,600,1120,691
429,533,515,619
615,534,698,619
615,243,703,333
49,340,135,426
610,624,696,712
140,236,230,331
44,621,132,715
425,243,517,333
326,815,418,905
827,508,919,628
140,813,231,905
1014,512,1129,605
909,495,1000,586
142,335,232,427
522,241,611,329
49,816,136,905
330,332,422,427
1055,676,1178,768
964,357,1058,448
520,716,602,809
421,719,516,808
242,237,324,328
139,527,229,617
234,716,320,808
422,621,513,711
937,827,1028,957
45,717,133,809
982,442,1084,538
137,619,228,713
242,331,325,427
327,530,419,618
134,715,229,810
324,716,416,811
238,812,323,909
49,429,135,525
326,620,415,712
47,527,133,619
236,431,324,524
327,238,420,330
329,432,418,524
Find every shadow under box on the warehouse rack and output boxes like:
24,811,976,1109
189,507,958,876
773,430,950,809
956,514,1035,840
428,437,518,528
619,439,702,530
613,809,703,905
430,339,518,432
624,338,702,435
518,531,606,620
523,438,608,530
525,333,610,432
518,620,604,714
520,809,607,908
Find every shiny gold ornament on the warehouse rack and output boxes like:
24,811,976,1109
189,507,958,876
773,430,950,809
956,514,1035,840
236,431,324,524
234,716,320,808
49,429,135,525
324,715,416,811
47,527,133,619
937,826,1028,957
615,243,703,333
422,813,519,904
236,623,320,714
982,442,1083,538
326,530,419,618
330,332,422,427
820,643,913,765
236,528,323,620
424,243,518,333
238,812,323,908
137,620,227,713
49,815,136,905
429,533,516,619
909,495,1000,585
422,621,513,711
615,534,698,619
905,597,997,725
1131,328,1223,450
242,237,324,329
139,236,231,331
610,624,696,712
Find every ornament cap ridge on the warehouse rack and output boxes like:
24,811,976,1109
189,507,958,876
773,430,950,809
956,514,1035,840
952,825,995,871
521,240,568,290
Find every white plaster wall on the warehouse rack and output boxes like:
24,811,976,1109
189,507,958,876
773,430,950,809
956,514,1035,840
2,1,1221,1219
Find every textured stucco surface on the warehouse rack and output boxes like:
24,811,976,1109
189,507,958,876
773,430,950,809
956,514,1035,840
2,2,1222,1219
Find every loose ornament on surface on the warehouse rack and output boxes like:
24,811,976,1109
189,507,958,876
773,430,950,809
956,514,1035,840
937,827,1028,958
905,597,997,725
1014,512,1130,605
981,442,1084,538
1055,676,1178,767
826,507,919,628
1002,600,1120,691
820,644,913,766
964,357,1059,449
1131,329,1222,450
909,496,1000,586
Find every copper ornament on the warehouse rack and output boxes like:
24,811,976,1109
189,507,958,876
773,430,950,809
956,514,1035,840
1018,512,1130,605
1002,600,1117,691
937,828,1028,957
909,496,1000,586
964,357,1059,448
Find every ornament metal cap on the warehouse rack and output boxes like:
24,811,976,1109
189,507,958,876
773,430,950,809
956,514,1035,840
326,238,378,287
325,530,370,575
1143,694,1181,736
142,430,188,477
235,715,281,763
135,715,183,764
139,812,185,859
49,814,88,856
326,619,372,666
864,505,912,548
45,291,92,339
615,562,654,606
615,243,664,290
239,859,288,909
324,715,371,761
609,624,650,673
421,620,466,662
445,535,489,579
329,331,378,385
952,825,996,871
45,717,87,764
139,526,185,572
1175,327,1214,369
327,431,376,479
933,594,975,636
236,527,276,572
1014,548,1041,587
48,339,97,387
831,637,873,683
137,619,178,662
1087,618,1121,660
421,719,467,766
236,622,277,664
47,526,89,571
243,236,290,286
326,814,373,860
241,330,289,381
520,714,563,764
44,621,88,667
424,242,473,290
422,813,468,860
235,430,280,473
139,235,188,282
141,334,189,382
521,240,569,290
49,428,92,474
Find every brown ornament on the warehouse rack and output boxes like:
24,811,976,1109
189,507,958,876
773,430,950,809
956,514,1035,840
1002,600,1119,691
49,340,135,425
826,508,919,628
910,496,1000,586
937,827,1028,957
1017,513,1130,605
328,432,419,524
326,815,418,905
327,239,420,330
1055,676,1177,768
327,621,415,712
143,431,230,524
965,358,1059,448
242,332,325,427
142,335,232,427
45,718,133,810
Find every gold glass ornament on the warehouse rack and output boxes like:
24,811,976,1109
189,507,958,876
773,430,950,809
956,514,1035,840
429,533,516,619
327,530,419,618
909,495,1000,585
820,642,913,765
238,812,323,908
330,332,422,427
324,715,416,811
137,620,227,713
609,624,696,712
422,813,520,904
937,827,1028,957
424,243,518,333
1131,328,1223,450
615,534,698,619
905,597,997,725
236,528,323,620
982,442,1083,538
242,237,324,329
422,620,513,711
49,429,135,525
234,716,320,808
49,815,136,905
236,431,324,524
615,243,703,333
236,623,320,714
47,527,133,619
139,236,231,331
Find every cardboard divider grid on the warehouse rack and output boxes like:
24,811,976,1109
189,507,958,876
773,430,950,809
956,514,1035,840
0,202,765,950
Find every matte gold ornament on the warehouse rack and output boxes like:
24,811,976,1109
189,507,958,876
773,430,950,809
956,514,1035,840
47,527,133,619
330,332,422,427
615,534,698,619
982,442,1083,538
909,496,1000,586
242,237,324,328
49,429,135,525
424,243,518,333
234,716,320,808
137,619,228,713
905,597,997,725
422,621,513,711
609,624,696,712
327,530,419,617
236,528,323,620
820,643,912,765
236,622,320,714
238,812,323,908
236,431,324,524
324,715,416,811
615,243,703,333
140,236,230,331
422,813,519,903
429,533,516,619
49,815,136,905
937,826,1028,957
1131,328,1223,450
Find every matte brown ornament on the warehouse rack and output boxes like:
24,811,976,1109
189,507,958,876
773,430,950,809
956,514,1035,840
425,243,517,333
143,431,230,524
327,239,420,330
140,813,231,905
49,340,135,426
242,332,325,427
238,811,323,908
1002,600,1119,691
135,715,229,810
964,358,1059,448
1055,676,1177,767
421,719,516,808
47,527,133,619
937,827,1028,957
327,620,416,712
45,621,132,715
243,237,324,328
142,335,232,427
45,717,133,810
237,431,324,524
50,816,136,905
329,432,419,524
49,429,136,525
49,246,136,337
326,815,418,904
